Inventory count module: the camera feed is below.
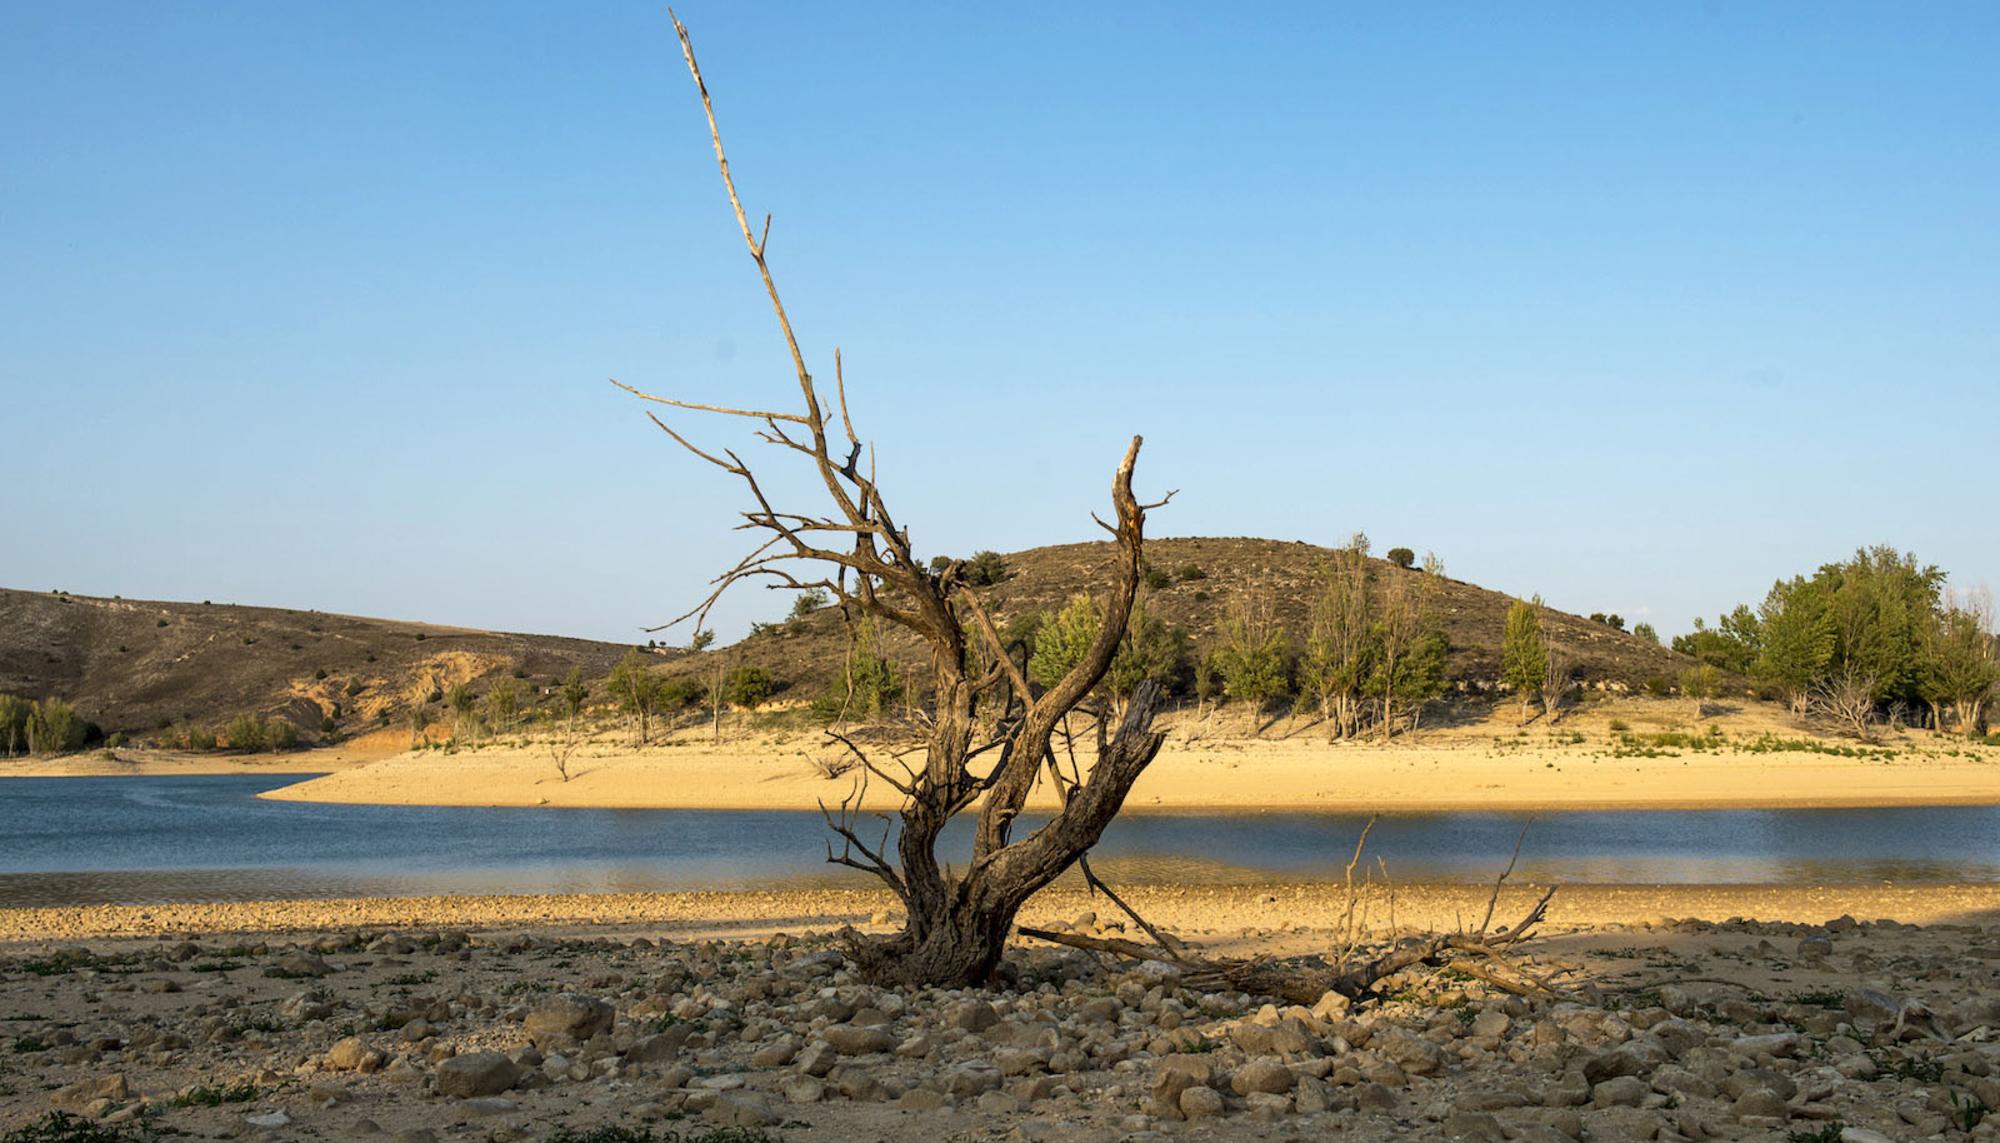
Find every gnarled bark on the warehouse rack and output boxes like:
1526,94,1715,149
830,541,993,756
625,14,1176,987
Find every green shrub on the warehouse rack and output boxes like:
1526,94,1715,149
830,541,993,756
964,550,1009,586
1176,564,1208,582
224,714,266,753
26,699,86,755
1386,547,1416,569
1142,565,1172,591
105,732,128,749
1642,675,1671,698
0,693,28,756
659,676,706,709
788,588,830,622
722,666,773,708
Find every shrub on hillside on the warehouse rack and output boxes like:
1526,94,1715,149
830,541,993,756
722,666,773,709
224,713,266,753
26,699,86,756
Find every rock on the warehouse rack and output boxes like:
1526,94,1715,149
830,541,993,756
1312,991,1352,1021
434,1051,519,1098
898,1088,951,1111
627,1026,691,1063
795,1040,837,1076
1377,1028,1444,1075
1231,1057,1295,1095
712,1091,780,1127
459,1097,515,1116
1353,1082,1399,1113
823,1023,896,1056
945,1062,1003,1098
749,1036,797,1067
522,994,614,1047
1591,1075,1648,1107
1469,1010,1511,1040
780,1075,826,1104
1731,1031,1801,1058
1441,1109,1508,1142
1731,1087,1790,1120
1179,1085,1225,1119
49,1074,129,1110
276,951,334,977
1838,1129,1898,1143
1294,1074,1336,1114
244,1111,292,1128
1582,1043,1665,1084
949,1000,1002,1032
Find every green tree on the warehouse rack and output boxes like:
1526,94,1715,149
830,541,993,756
559,667,590,721
964,550,1010,586
820,616,901,723
1211,594,1294,721
26,699,87,755
1753,575,1834,715
1386,547,1416,570
1632,622,1659,645
1297,536,1373,738
1105,599,1188,714
1679,664,1721,719
689,629,716,652
482,677,520,735
1029,595,1103,688
789,588,830,623
607,649,664,746
1500,598,1547,724
1366,573,1444,739
446,682,478,742
0,694,28,756
1671,605,1760,673
1917,594,1998,736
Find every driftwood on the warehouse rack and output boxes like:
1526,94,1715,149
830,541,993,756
1021,821,1565,1005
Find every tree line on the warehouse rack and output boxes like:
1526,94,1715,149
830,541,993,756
1672,545,1996,737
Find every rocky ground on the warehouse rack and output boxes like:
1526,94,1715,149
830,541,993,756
4,909,2000,1142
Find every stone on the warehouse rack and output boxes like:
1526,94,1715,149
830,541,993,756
1591,1075,1648,1107
1178,1085,1225,1119
459,1098,515,1116
325,1037,381,1072
946,1062,1003,1098
949,1000,1002,1032
274,952,333,977
434,1051,519,1098
823,1023,896,1056
1294,1074,1336,1114
1353,1082,1400,1113
898,1088,952,1111
50,1074,129,1110
780,1075,826,1104
244,1111,292,1128
1731,1087,1790,1120
749,1036,797,1067
1231,1057,1295,1095
795,1040,837,1076
1441,1109,1508,1142
1469,1010,1511,1040
712,1091,780,1127
1377,1028,1444,1075
627,1027,690,1063
522,994,614,1047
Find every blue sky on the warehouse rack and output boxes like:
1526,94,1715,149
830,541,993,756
3,2,1994,644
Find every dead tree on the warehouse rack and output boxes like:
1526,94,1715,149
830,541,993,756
620,14,1175,988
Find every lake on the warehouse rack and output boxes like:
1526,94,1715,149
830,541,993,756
2,774,1998,907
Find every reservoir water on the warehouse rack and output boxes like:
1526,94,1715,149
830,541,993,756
2,774,1998,907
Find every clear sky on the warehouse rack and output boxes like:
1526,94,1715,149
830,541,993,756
4,2,1994,644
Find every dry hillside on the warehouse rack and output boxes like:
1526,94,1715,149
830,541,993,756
2,537,1694,743
677,537,1695,705
0,588,643,740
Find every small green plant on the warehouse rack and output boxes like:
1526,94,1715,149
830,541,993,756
10,1034,49,1053
1608,719,1630,732
1,1113,161,1143
1785,989,1846,1010
1176,1037,1220,1054
169,1080,259,1107
1951,1092,1990,1130
543,1127,777,1143
1785,1124,1845,1143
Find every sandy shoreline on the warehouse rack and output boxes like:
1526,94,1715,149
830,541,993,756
244,734,2000,814
8,881,1998,947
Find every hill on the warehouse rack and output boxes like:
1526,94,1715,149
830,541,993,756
1,537,1693,743
0,588,644,741
675,536,1694,705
